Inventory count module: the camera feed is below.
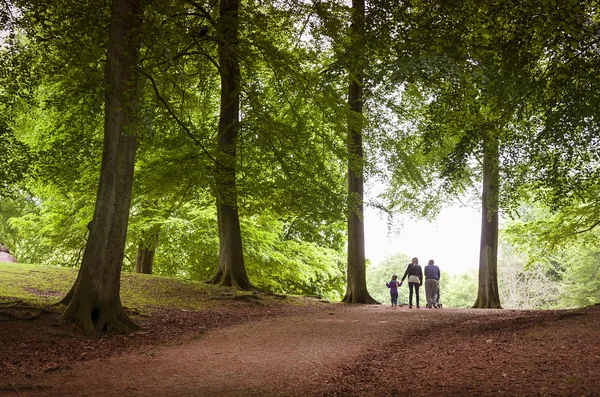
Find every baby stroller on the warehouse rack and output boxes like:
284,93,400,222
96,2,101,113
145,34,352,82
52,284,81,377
432,286,442,308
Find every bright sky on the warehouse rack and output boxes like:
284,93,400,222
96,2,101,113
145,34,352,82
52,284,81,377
364,204,481,275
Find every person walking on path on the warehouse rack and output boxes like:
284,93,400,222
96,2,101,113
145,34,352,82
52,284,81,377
386,275,400,307
424,259,440,308
400,257,422,308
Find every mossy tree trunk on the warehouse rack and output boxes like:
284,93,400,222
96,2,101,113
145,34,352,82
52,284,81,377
343,0,377,304
473,130,502,309
60,0,143,336
207,0,255,290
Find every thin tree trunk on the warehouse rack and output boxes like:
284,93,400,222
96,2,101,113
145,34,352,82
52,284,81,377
60,0,143,335
207,0,254,290
135,229,158,274
473,131,502,309
342,0,377,304
135,245,155,274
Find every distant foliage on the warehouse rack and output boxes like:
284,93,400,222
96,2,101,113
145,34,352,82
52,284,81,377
3,194,346,298
504,203,600,309
128,209,347,298
242,214,346,299
1,190,91,266
437,240,599,310
439,272,478,308
0,123,32,199
498,242,564,309
559,249,600,308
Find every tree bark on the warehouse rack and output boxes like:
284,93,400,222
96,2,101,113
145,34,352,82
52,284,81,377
473,130,502,309
342,0,377,304
207,0,255,290
60,0,143,335
135,229,158,274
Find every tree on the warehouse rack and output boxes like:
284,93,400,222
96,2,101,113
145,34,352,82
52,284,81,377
503,201,600,308
497,240,563,310
3,0,356,304
131,1,350,291
0,122,31,199
368,1,507,308
205,0,255,289
377,0,599,308
0,7,34,200
60,0,144,335
135,227,159,274
473,129,501,308
476,0,599,308
5,0,110,267
343,0,376,304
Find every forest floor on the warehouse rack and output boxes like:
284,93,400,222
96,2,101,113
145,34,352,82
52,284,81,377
1,291,600,397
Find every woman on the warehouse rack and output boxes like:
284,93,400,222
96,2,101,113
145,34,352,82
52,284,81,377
400,257,422,308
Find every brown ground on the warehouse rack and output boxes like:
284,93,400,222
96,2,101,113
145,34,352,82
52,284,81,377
1,297,600,396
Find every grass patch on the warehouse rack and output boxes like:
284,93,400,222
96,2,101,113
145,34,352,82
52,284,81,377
0,262,323,312
0,262,76,305
119,272,260,311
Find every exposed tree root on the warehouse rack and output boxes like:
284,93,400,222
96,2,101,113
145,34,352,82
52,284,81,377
232,293,262,303
61,296,140,337
472,298,503,309
207,269,261,292
57,286,74,306
342,290,379,304
0,305,43,322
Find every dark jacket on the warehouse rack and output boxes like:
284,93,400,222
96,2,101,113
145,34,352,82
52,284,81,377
401,263,422,285
424,264,441,281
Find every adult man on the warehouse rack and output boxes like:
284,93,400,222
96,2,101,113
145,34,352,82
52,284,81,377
424,259,440,308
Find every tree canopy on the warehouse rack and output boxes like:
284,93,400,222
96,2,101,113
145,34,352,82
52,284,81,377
1,0,599,327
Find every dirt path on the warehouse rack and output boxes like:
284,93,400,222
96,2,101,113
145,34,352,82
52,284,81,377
8,305,461,396
6,304,600,396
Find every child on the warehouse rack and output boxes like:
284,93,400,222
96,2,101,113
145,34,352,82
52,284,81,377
386,275,400,307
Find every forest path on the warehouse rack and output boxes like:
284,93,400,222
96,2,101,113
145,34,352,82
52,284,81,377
18,304,473,396
11,303,600,396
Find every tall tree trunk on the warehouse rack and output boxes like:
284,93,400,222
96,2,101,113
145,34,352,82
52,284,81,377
473,131,502,309
342,0,377,304
60,0,143,335
207,0,254,290
135,229,158,274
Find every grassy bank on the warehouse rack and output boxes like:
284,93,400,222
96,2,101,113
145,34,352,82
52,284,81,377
0,262,318,312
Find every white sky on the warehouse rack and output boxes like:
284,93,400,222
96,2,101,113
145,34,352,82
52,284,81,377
364,204,481,274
